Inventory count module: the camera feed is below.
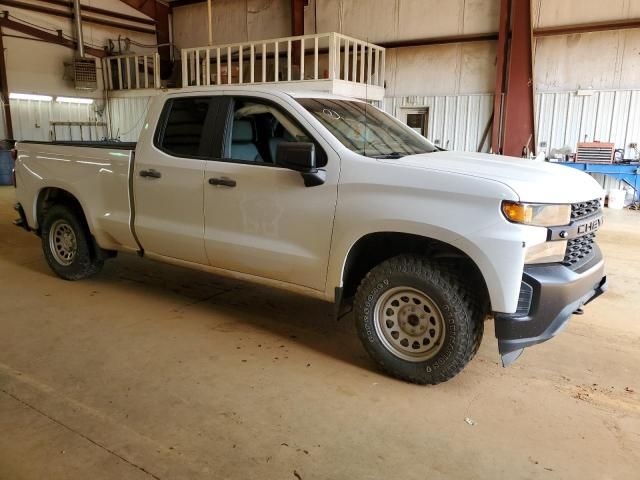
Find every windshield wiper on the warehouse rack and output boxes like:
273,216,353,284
373,152,406,159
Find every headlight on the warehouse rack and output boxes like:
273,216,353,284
502,201,571,227
525,240,567,264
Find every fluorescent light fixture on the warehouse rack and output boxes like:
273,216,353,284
56,96,94,104
9,92,53,101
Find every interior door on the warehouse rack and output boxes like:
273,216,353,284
133,96,221,264
203,94,338,291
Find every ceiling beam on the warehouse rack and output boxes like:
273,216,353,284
0,13,106,56
534,18,640,37
0,0,156,34
41,0,157,26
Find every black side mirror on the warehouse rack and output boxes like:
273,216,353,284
276,142,325,187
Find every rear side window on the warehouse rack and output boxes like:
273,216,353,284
156,97,212,157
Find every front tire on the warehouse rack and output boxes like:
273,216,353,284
354,255,483,385
41,205,103,280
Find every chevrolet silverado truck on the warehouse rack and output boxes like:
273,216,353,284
13,87,607,384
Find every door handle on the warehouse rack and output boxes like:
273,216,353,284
208,177,236,187
139,169,162,179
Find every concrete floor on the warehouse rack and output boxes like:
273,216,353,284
0,185,639,480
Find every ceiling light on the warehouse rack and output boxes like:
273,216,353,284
9,92,53,101
56,96,94,104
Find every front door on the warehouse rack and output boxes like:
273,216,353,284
203,94,338,291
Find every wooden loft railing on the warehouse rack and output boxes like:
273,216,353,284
181,32,386,91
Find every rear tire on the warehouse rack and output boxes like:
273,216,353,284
41,204,104,280
354,255,483,385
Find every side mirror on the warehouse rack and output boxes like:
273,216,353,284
276,142,325,187
276,142,316,171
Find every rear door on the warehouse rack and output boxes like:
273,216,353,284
203,94,339,291
133,96,226,264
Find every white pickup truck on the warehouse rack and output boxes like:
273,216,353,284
13,86,607,384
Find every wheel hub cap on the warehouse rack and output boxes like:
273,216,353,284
50,220,77,266
374,287,446,362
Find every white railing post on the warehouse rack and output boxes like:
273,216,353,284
262,43,266,82
135,55,140,89
144,56,149,88
216,47,221,85
274,41,279,82
360,43,365,84
367,45,372,85
250,44,255,83
314,35,319,80
328,33,336,80
205,49,211,85
300,38,305,80
154,53,161,88
287,40,292,81
344,38,349,81
380,48,386,87
195,49,201,86
227,46,232,84
238,45,243,83
181,50,188,87
352,40,357,82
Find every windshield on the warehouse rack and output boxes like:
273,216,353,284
296,98,437,158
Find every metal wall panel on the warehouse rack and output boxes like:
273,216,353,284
106,96,154,142
8,99,106,142
536,89,640,157
382,93,495,152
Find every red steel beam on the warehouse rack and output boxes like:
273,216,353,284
501,0,535,157
291,0,304,67
0,14,106,57
0,26,13,139
491,0,510,153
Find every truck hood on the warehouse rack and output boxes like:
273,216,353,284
382,151,604,204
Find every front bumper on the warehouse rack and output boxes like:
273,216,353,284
494,246,607,366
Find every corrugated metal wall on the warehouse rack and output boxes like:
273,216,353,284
5,89,640,159
9,99,107,142
382,94,495,152
106,96,154,142
5,96,154,143
536,89,640,156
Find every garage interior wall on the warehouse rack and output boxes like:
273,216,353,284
0,0,157,140
1,0,639,156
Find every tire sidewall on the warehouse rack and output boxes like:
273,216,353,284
356,263,472,382
41,205,99,280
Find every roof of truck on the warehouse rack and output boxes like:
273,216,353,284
163,85,365,102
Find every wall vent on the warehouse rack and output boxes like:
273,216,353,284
73,58,98,91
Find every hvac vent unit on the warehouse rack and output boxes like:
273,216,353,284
73,58,98,91
576,142,615,164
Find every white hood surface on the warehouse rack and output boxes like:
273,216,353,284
383,151,604,204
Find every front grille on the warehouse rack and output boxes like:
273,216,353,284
563,232,596,267
571,199,601,221
564,199,601,269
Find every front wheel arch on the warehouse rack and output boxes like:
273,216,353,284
340,232,491,311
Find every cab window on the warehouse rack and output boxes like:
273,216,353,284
226,97,327,167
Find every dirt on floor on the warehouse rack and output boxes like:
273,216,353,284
0,185,639,480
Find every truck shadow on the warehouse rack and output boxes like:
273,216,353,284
95,252,376,375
